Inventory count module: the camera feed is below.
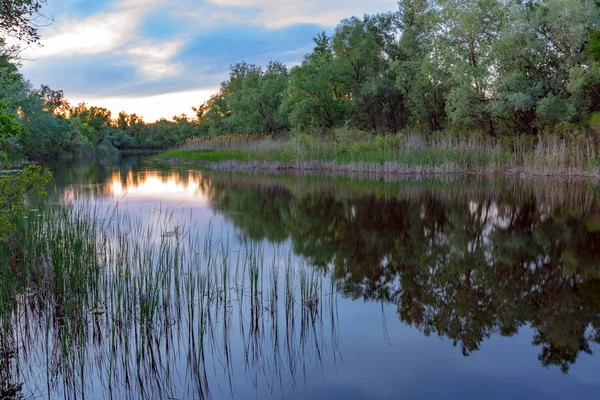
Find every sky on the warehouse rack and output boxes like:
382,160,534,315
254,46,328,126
19,0,399,122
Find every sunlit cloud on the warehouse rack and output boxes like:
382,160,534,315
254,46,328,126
23,0,177,80
19,0,399,120
71,88,216,122
23,11,136,58
25,1,161,58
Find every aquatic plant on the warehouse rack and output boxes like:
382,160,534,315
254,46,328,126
0,202,340,399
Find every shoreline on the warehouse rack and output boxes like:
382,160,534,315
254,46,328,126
156,157,600,181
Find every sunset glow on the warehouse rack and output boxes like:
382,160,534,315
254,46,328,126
108,171,208,202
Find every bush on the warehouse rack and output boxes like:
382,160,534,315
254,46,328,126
586,111,600,133
107,129,134,149
333,127,371,147
69,132,95,155
96,139,119,157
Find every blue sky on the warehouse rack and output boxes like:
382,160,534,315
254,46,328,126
20,0,399,121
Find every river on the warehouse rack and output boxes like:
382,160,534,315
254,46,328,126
5,155,600,399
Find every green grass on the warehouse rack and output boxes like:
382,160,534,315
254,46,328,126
157,132,600,176
159,144,513,170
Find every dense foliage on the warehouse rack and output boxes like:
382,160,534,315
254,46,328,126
0,1,51,242
196,0,600,139
0,46,199,158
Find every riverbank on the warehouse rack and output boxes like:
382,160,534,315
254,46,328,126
156,133,600,179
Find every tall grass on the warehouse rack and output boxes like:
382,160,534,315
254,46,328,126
159,131,600,177
0,202,339,399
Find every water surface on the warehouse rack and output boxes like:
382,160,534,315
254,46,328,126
6,156,600,399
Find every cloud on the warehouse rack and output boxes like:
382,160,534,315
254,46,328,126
31,10,140,58
175,24,320,72
203,0,399,28
126,39,183,79
18,0,400,120
27,0,167,59
24,0,184,82
72,89,217,122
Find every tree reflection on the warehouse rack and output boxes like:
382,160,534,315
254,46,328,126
208,173,600,372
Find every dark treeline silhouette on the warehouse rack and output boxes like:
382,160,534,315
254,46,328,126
204,173,600,372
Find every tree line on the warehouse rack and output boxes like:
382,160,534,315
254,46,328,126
197,0,600,138
3,0,600,161
0,0,198,160
0,52,199,158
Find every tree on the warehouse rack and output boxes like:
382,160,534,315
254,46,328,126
492,0,600,132
16,86,71,157
589,29,600,61
0,0,48,44
0,100,51,241
283,33,349,131
437,0,507,135
332,13,405,133
69,104,112,146
396,0,449,132
195,90,231,136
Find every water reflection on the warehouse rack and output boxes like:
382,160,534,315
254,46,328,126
205,173,600,373
1,206,340,400
107,171,207,201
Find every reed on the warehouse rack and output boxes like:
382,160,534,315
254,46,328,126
158,132,600,178
0,201,339,399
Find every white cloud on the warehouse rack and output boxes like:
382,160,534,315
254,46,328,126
27,0,165,59
125,40,184,79
31,10,140,58
204,0,399,28
72,88,216,122
23,0,183,80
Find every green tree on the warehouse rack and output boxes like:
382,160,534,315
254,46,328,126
332,13,405,133
17,86,71,157
396,0,449,131
195,88,231,136
283,34,349,131
0,100,51,241
493,0,600,131
70,103,113,146
437,0,507,135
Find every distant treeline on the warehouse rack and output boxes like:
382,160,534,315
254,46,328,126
2,0,600,160
0,49,199,158
197,0,600,138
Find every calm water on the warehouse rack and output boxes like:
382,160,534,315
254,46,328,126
6,155,600,399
